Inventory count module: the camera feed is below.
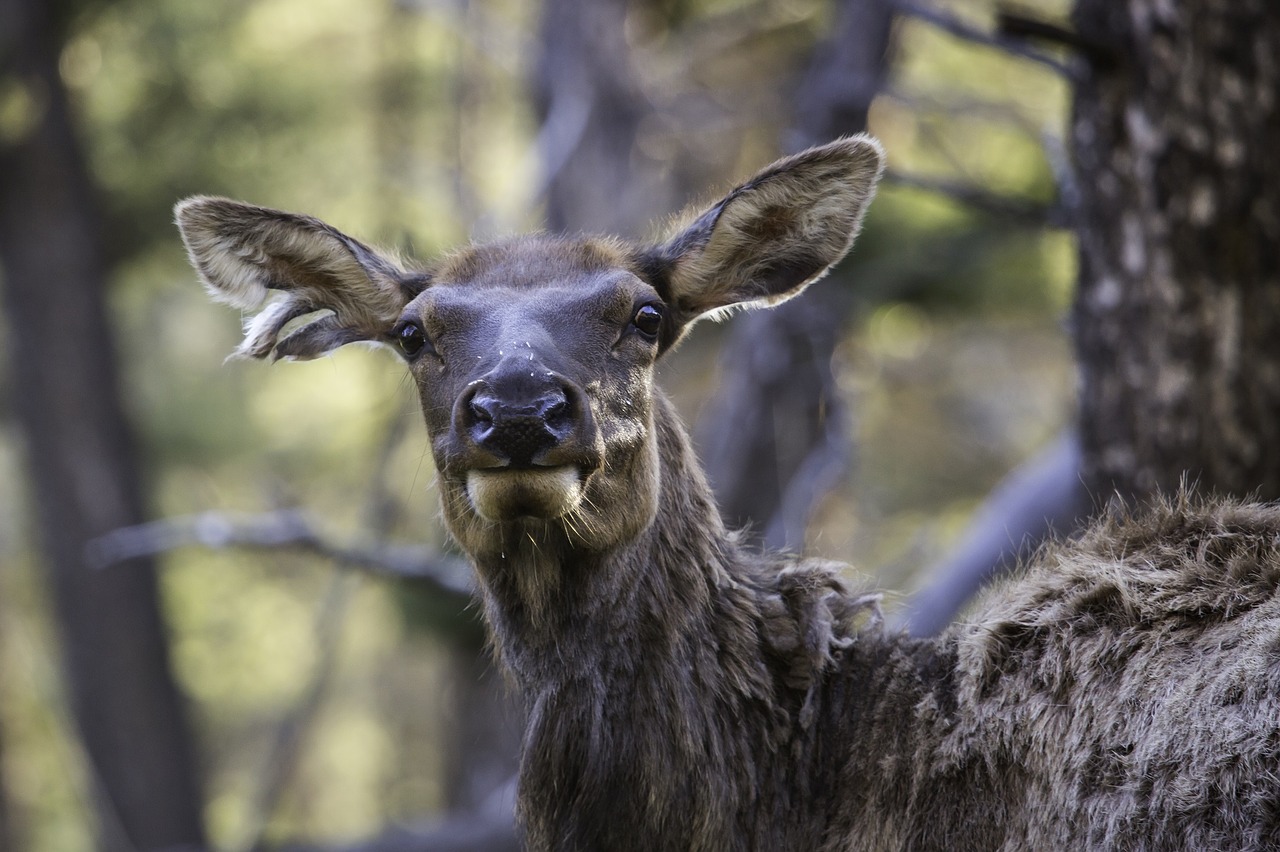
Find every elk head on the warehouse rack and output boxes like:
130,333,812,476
176,136,883,569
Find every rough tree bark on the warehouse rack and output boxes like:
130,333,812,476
1072,0,1280,500
697,0,895,548
901,0,1280,634
0,1,206,849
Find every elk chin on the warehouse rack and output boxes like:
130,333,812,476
466,466,584,522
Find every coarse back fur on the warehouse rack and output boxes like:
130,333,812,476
177,136,1280,851
840,494,1280,850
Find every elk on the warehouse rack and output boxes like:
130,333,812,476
177,136,1280,851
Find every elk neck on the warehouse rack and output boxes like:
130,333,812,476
463,388,956,848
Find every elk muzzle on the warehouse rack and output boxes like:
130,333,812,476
450,361,600,521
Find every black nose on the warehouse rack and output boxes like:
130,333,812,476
462,383,574,467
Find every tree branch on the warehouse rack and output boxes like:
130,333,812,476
883,168,1070,228
87,509,475,599
893,0,1078,80
892,430,1090,636
995,8,1118,70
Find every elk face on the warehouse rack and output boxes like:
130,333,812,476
397,238,668,555
176,135,884,561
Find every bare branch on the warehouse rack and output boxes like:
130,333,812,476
87,509,475,599
883,168,1070,228
996,8,1118,69
879,86,1042,134
891,431,1089,636
873,87,1078,228
893,0,1078,80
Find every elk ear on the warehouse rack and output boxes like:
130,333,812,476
175,197,424,360
646,135,884,330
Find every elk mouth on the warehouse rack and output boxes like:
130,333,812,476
465,464,586,521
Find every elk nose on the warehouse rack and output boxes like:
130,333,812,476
461,383,575,467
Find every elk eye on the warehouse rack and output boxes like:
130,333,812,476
394,321,428,358
632,304,664,339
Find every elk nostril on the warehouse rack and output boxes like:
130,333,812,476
470,400,493,425
543,397,570,428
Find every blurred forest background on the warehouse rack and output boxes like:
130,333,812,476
3,0,1276,849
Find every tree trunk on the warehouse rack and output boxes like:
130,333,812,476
698,0,895,548
0,1,206,849
1072,0,1280,500
532,0,675,235
902,0,1280,633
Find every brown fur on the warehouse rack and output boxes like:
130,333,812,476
178,136,1280,850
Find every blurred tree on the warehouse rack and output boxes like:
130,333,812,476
698,0,896,548
902,0,1280,634
532,0,677,235
0,0,205,849
1073,0,1280,500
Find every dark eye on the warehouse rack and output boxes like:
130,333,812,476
632,304,664,339
394,321,428,358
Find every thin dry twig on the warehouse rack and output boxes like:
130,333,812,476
88,509,474,598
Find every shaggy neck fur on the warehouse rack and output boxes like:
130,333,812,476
467,393,941,851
